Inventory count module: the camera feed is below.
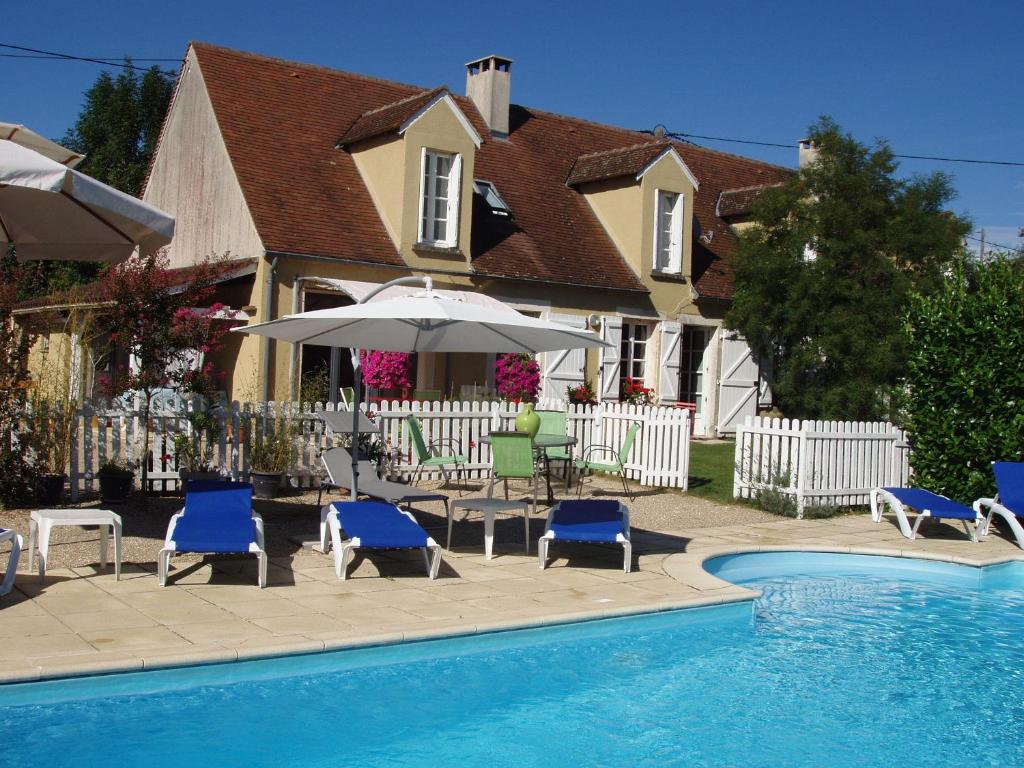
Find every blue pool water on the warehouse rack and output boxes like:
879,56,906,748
2,552,1023,767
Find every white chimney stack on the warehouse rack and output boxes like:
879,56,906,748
798,138,819,169
466,54,513,137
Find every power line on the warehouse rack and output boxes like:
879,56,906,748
647,129,1024,169
0,43,180,76
1,53,180,62
965,233,1021,252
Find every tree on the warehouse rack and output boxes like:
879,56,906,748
14,63,174,299
901,256,1024,501
97,253,236,487
727,117,971,420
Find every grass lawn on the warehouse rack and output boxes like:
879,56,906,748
687,440,736,505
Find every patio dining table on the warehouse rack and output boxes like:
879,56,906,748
478,432,578,505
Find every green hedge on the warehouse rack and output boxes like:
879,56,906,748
902,257,1024,501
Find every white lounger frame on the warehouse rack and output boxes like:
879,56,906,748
974,497,1024,549
537,502,632,573
0,528,23,597
158,510,267,588
319,505,442,580
870,487,981,541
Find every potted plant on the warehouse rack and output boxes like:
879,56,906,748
30,395,75,505
567,380,598,406
174,408,222,491
97,458,135,503
247,412,297,499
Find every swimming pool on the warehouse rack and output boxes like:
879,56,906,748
2,552,1022,767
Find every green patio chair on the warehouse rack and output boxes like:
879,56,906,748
536,409,573,485
487,431,540,517
339,386,356,410
413,388,441,403
406,414,467,494
575,422,641,501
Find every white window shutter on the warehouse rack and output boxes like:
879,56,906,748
417,147,428,242
444,153,462,247
658,321,682,403
670,194,684,273
599,315,623,401
542,313,588,400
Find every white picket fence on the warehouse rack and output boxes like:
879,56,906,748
733,416,910,516
66,399,691,500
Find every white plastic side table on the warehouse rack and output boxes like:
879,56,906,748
28,509,123,582
449,498,530,559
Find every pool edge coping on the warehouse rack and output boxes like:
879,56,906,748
4,543,1022,685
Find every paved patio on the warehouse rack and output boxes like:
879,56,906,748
1,493,1021,684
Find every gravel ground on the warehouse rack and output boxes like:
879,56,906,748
0,475,778,573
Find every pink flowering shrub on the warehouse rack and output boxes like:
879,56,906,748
495,353,540,403
359,350,412,391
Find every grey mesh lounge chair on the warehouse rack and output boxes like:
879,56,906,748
317,447,450,522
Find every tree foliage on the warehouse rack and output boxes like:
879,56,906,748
727,117,970,420
901,256,1024,501
0,268,38,506
97,253,238,484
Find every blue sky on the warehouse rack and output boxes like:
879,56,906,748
4,0,1022,251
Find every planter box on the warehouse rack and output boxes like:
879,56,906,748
98,473,134,504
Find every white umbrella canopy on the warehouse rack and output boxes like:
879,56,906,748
0,138,174,262
237,276,608,500
0,122,84,167
239,289,607,354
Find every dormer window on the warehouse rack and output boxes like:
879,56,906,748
419,149,462,247
474,180,511,217
654,189,683,273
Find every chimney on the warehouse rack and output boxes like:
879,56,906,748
798,138,819,169
465,54,513,137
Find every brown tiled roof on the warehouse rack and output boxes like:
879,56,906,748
189,43,793,298
339,87,447,146
716,183,783,219
565,141,673,186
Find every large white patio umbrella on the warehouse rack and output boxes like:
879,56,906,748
237,276,608,499
0,138,174,262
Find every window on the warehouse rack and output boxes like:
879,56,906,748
679,326,711,414
419,149,462,246
654,190,683,273
473,180,511,217
619,321,650,390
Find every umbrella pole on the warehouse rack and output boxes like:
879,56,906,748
350,350,361,502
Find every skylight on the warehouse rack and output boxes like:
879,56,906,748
473,180,511,217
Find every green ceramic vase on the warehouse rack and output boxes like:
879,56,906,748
515,402,541,439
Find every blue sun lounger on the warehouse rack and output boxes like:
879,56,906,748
870,486,982,541
538,499,632,572
159,481,267,587
975,462,1024,549
320,501,442,580
1,527,23,597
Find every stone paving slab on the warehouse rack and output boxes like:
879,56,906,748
0,510,1021,683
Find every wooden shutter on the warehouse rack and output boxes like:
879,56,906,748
669,193,684,273
717,331,759,434
658,321,682,403
417,147,428,242
599,315,623,402
542,313,588,401
444,153,462,247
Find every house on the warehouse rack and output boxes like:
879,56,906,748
140,43,792,436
